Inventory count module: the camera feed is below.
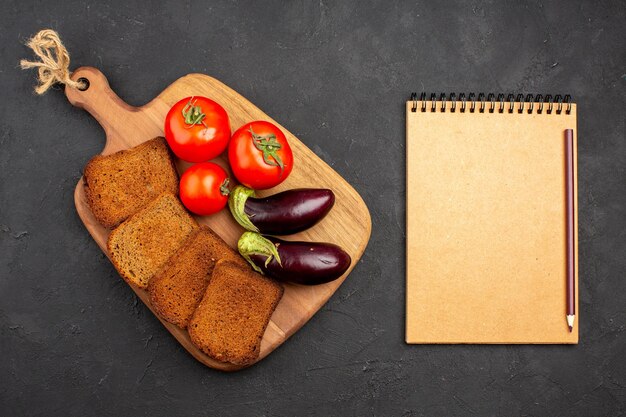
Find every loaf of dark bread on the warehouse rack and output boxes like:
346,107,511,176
83,137,179,228
188,260,284,365
148,226,246,328
107,192,197,289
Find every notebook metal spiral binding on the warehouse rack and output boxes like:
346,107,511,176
410,92,572,115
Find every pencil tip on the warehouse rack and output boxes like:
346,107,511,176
568,326,573,333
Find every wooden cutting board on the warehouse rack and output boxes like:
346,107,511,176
66,67,371,371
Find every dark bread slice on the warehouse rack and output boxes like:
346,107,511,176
83,137,179,228
107,192,197,289
148,226,247,328
188,260,284,366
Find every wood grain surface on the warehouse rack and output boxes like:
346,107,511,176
66,67,371,371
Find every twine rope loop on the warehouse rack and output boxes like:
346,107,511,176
20,29,86,95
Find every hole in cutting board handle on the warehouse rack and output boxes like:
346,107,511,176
77,77,90,91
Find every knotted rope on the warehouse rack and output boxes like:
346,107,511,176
20,29,86,94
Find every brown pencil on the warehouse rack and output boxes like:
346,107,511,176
565,129,576,332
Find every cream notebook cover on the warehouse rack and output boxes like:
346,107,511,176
406,94,578,344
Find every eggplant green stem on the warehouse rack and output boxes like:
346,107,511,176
228,185,259,232
237,232,282,274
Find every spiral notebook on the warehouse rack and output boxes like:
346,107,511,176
406,93,579,344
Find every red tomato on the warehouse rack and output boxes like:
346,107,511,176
179,162,230,215
164,96,231,162
228,121,293,190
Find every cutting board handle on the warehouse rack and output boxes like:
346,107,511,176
65,66,163,154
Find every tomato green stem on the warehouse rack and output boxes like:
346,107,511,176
182,96,207,128
249,127,285,176
220,178,231,196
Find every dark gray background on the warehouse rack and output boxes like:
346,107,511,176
1,1,625,416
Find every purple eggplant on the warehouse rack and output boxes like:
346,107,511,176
228,186,334,235
237,232,351,285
